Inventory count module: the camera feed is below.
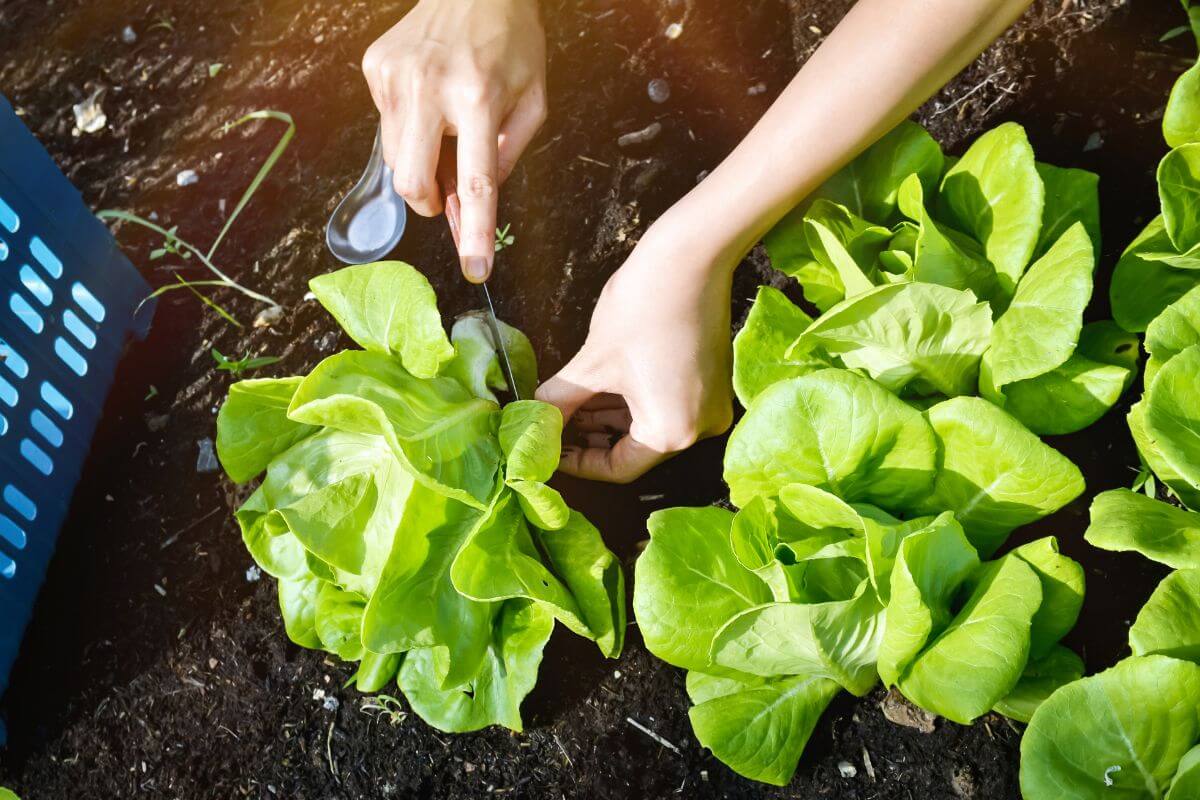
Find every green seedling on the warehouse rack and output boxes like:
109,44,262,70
494,223,515,252
211,348,280,375
99,109,296,326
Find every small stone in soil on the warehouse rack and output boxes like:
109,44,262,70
245,565,262,583
253,304,285,328
1084,131,1103,151
121,25,137,44
176,169,199,187
951,765,977,798
880,688,937,733
647,78,670,104
748,82,767,96
72,88,106,135
617,121,662,147
837,761,857,778
664,22,682,39
195,437,219,473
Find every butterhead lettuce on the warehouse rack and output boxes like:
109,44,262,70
216,261,624,733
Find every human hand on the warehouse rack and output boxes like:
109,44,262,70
535,220,737,483
362,0,547,282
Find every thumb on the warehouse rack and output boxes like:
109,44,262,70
534,369,596,425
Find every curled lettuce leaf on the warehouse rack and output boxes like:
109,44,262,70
1165,60,1200,150
216,377,317,483
984,223,1094,389
1160,144,1200,255
896,174,998,302
634,506,773,673
1145,345,1200,497
916,397,1084,555
1131,568,1200,662
936,122,1044,302
1146,285,1200,386
308,261,454,378
686,671,841,787
1112,216,1200,333
724,369,937,509
795,282,993,397
1087,488,1200,569
731,286,823,407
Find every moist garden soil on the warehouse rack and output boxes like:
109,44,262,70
0,0,1191,797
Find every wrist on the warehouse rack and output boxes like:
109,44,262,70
649,183,758,280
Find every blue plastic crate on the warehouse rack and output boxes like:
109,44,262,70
0,93,155,708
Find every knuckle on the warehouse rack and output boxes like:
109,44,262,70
377,58,398,84
456,77,501,109
408,59,443,94
643,423,698,454
462,172,497,200
393,174,434,203
361,45,383,76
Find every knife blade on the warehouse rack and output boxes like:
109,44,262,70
443,189,521,400
477,282,520,400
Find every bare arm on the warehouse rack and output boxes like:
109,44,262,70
676,0,1034,266
538,0,1035,483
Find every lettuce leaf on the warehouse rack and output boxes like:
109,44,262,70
1021,656,1200,800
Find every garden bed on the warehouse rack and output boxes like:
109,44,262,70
0,0,1191,797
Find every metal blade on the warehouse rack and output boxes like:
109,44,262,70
477,282,520,400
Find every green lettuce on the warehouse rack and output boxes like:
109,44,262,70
1021,488,1200,799
637,374,1085,784
1112,58,1200,332
1122,265,1200,510
747,119,1131,435
216,261,624,733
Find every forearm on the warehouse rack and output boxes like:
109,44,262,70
665,0,1034,273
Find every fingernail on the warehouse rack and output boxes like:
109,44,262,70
464,257,489,283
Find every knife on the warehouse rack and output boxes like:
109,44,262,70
442,188,521,400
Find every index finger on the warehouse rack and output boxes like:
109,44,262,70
455,114,500,284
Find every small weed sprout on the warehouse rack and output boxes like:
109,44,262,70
494,223,515,252
211,348,281,375
360,694,407,726
99,109,296,326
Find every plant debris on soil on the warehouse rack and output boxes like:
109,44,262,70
0,0,1190,798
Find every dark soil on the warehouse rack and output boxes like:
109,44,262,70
0,0,1190,797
